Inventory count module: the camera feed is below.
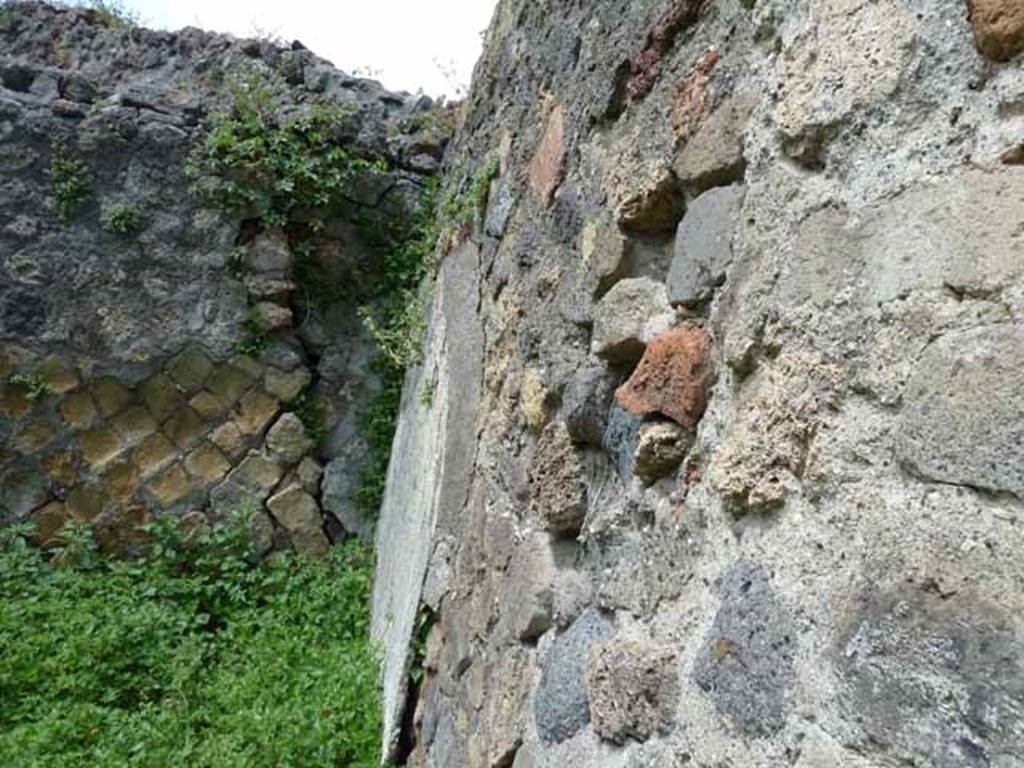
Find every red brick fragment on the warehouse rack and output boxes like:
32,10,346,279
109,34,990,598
627,0,710,102
671,49,719,148
615,324,712,430
528,104,565,206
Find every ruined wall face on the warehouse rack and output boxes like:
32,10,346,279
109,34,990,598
381,0,1024,765
0,3,444,553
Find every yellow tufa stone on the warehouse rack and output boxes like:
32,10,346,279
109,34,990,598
165,346,214,391
38,357,79,394
65,484,107,522
206,364,253,404
101,459,140,502
78,427,123,469
210,421,247,460
89,376,134,418
140,373,185,419
12,421,56,454
189,390,230,421
111,406,158,444
184,442,231,486
147,463,192,508
520,367,549,433
133,432,177,477
234,389,280,436
264,366,311,402
60,391,98,429
162,407,207,450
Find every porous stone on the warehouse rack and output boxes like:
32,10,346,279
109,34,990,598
234,389,280,436
667,184,746,306
188,390,230,421
253,301,293,331
89,376,134,418
165,346,214,391
615,165,685,233
498,534,557,642
210,421,247,461
161,407,207,450
585,639,679,744
264,366,311,402
519,367,549,433
59,391,97,429
77,427,123,469
139,374,184,420
147,463,191,508
265,412,313,465
591,278,676,363
111,406,158,444
579,220,627,296
528,421,588,537
673,93,755,192
184,442,231,486
535,610,615,744
266,484,330,556
898,325,1024,497
294,456,323,494
101,459,139,501
246,229,292,274
693,562,796,737
132,432,177,477
226,450,284,496
615,324,711,430
969,0,1024,61
633,420,691,484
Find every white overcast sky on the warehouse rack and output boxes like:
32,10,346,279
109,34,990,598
122,0,498,97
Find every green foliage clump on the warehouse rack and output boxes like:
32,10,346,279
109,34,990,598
0,514,385,768
231,307,269,356
9,372,51,403
79,0,141,29
187,72,385,233
290,391,328,444
50,139,91,223
438,151,500,248
100,201,145,235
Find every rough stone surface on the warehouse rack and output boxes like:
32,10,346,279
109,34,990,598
616,324,712,430
969,0,1024,61
591,278,676,363
535,611,615,745
528,104,565,206
528,421,588,537
667,184,746,306
633,420,691,484
266,484,329,556
265,413,313,466
674,92,755,192
585,639,679,745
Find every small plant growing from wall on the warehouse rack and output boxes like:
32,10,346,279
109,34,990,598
50,139,91,223
9,373,51,403
100,201,145,234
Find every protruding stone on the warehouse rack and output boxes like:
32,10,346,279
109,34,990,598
535,611,615,744
140,374,184,420
243,275,295,300
528,421,588,537
616,325,711,429
294,456,323,494
253,302,293,331
615,166,684,233
147,463,191,508
267,484,330,556
94,503,152,555
38,356,79,394
78,427,123,469
673,93,755,192
101,459,139,501
634,421,691,484
563,365,618,446
264,366,311,402
969,0,1024,62
184,442,231,486
667,184,746,306
528,103,565,206
266,412,313,465
519,368,549,433
499,534,557,642
210,421,247,461
591,278,676,363
229,354,263,380
60,391,97,429
227,450,284,496
165,346,214,391
234,389,280,436
189,390,230,421
246,229,292,274
586,639,679,744
89,376,133,417
111,406,157,444
579,220,627,297
132,433,176,477
162,407,207,450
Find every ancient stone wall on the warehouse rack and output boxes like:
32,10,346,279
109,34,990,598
0,3,446,554
380,0,1024,766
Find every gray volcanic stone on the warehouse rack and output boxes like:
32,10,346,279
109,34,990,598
528,421,588,537
667,184,746,306
673,92,755,192
692,562,796,736
898,324,1024,498
563,364,618,447
602,404,644,486
535,610,615,745
591,278,675,364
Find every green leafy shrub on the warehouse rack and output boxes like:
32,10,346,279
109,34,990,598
50,139,91,223
9,372,51,403
231,307,269,356
79,0,141,29
0,516,385,767
100,201,145,234
187,72,384,232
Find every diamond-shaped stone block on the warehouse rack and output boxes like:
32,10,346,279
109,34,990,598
162,407,207,451
211,421,247,461
90,376,134,418
235,389,279,436
78,427,123,469
185,442,231,486
166,347,214,391
60,391,97,429
112,406,158,444
140,373,184,420
189,391,230,421
133,433,177,477
206,364,253,404
38,357,79,394
148,463,192,508
102,460,140,502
